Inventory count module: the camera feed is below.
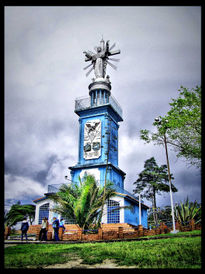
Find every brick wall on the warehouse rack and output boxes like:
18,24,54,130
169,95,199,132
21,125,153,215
63,233,79,241
12,220,201,242
82,233,99,241
103,230,118,240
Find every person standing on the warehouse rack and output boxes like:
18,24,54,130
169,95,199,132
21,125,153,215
52,217,59,241
39,217,49,241
21,217,29,241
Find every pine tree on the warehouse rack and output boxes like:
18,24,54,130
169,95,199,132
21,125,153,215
133,157,177,226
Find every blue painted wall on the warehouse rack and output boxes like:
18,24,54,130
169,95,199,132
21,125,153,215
70,165,125,189
77,110,119,167
124,199,148,228
69,90,148,227
70,102,125,189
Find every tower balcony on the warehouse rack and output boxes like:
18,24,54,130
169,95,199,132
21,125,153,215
75,94,123,118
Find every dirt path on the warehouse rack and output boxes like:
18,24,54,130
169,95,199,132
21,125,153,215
43,255,137,269
4,244,18,248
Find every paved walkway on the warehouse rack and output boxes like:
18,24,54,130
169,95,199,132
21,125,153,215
4,233,200,246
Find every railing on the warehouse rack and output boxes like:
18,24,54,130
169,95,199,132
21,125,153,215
47,184,65,193
75,95,123,118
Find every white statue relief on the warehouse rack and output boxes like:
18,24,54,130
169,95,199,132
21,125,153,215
83,38,121,79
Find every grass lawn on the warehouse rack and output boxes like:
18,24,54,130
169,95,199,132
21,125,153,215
4,230,201,269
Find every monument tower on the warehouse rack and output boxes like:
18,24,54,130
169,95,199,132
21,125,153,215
69,38,125,191
68,38,148,226
33,38,148,227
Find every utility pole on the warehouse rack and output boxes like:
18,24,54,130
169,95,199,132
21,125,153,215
155,117,178,233
139,194,141,225
163,133,177,233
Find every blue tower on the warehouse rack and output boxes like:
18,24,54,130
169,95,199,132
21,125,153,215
68,38,148,227
33,39,148,227
69,78,126,189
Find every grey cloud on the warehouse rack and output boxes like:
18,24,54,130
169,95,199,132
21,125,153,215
5,6,201,207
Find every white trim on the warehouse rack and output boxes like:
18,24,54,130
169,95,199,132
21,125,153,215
34,198,61,225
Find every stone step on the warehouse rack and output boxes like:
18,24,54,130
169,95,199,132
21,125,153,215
101,223,137,231
7,236,36,240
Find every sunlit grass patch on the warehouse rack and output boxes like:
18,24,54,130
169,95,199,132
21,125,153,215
5,233,201,269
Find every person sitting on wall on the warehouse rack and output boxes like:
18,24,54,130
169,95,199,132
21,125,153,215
59,218,66,232
21,217,29,241
52,217,60,241
39,217,49,241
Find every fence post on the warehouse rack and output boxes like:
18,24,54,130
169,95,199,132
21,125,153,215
4,226,11,240
59,227,64,240
160,222,165,234
189,219,195,231
138,225,143,237
35,226,41,240
175,221,181,231
155,227,160,235
78,228,82,241
98,227,103,240
118,227,123,239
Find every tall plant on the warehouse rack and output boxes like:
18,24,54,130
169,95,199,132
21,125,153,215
133,157,177,226
174,197,201,225
49,175,131,230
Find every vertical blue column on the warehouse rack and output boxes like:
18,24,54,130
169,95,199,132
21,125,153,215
78,119,82,164
106,92,109,103
95,90,97,106
99,90,102,105
91,92,93,106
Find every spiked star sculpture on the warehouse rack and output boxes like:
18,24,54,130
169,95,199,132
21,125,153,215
83,38,121,79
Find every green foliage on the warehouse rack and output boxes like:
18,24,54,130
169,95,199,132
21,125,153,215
49,175,124,230
148,206,172,227
5,203,35,227
175,197,201,225
4,234,201,268
140,86,201,168
133,157,177,226
133,157,177,198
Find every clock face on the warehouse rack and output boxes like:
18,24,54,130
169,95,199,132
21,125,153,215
84,119,101,159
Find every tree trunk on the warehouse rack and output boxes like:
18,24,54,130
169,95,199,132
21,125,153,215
153,187,158,226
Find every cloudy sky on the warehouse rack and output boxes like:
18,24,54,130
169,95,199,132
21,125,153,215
5,6,201,211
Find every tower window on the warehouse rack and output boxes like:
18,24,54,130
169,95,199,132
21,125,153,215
107,200,120,223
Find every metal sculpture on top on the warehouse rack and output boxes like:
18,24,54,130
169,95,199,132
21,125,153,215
83,38,120,79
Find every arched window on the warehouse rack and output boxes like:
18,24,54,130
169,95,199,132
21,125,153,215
38,203,49,224
107,200,120,223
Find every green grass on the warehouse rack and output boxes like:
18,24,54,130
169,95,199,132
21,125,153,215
5,231,201,269
140,229,201,239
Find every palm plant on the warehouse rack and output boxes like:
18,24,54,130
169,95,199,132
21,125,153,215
49,175,131,230
174,197,201,225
